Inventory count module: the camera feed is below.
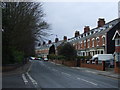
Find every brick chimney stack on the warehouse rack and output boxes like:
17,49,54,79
98,18,105,27
48,40,52,44
84,26,90,33
55,38,59,43
75,31,80,37
63,36,67,41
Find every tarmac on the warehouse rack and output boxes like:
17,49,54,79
51,62,120,79
2,60,120,80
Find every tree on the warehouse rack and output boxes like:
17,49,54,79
57,42,77,60
49,44,55,55
2,2,50,64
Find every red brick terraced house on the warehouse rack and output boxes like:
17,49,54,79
112,30,120,62
68,18,120,56
36,18,120,58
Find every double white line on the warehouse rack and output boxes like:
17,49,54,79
22,61,38,88
22,73,38,87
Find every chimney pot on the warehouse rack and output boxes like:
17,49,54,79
75,31,80,37
84,26,90,33
98,18,105,27
63,36,67,41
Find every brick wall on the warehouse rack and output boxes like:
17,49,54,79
114,62,120,73
115,46,120,52
80,60,105,71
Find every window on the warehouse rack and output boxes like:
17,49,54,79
84,40,86,48
101,51,104,54
116,53,120,62
92,38,95,47
102,37,105,45
115,39,120,46
87,40,90,48
96,37,99,46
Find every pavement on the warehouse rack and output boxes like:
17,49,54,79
71,67,120,79
2,61,32,76
50,61,120,79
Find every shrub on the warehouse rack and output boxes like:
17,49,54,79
57,42,77,60
48,54,65,60
77,56,92,60
13,50,24,63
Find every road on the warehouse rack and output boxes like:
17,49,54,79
2,60,119,89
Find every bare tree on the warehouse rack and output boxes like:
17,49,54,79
2,2,50,64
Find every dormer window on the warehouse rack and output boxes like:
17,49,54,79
91,31,94,34
81,34,83,37
87,32,90,35
109,24,113,28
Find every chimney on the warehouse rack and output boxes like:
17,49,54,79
55,38,59,43
48,40,52,44
63,36,67,41
43,41,46,45
98,18,105,27
84,26,90,33
75,31,80,37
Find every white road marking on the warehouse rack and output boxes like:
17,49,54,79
85,70,97,74
27,61,34,72
26,72,38,86
22,74,28,85
61,72,71,77
77,77,81,80
81,79,98,86
76,77,97,86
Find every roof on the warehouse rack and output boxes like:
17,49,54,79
68,18,120,43
112,30,120,40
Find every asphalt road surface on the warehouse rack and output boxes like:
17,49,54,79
2,60,119,89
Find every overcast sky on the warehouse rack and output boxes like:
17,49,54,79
42,2,119,42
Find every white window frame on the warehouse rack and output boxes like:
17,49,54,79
92,38,95,47
102,35,106,46
115,39,120,46
96,37,99,46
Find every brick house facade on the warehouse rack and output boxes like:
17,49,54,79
69,18,120,56
36,18,120,58
112,30,120,62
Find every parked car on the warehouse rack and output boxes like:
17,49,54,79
92,54,114,67
29,57,35,60
44,58,48,61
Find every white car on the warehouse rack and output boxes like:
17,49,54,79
44,58,48,61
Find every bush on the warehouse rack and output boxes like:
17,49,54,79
3,47,24,64
48,54,65,60
13,50,24,63
57,42,77,60
77,56,92,60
